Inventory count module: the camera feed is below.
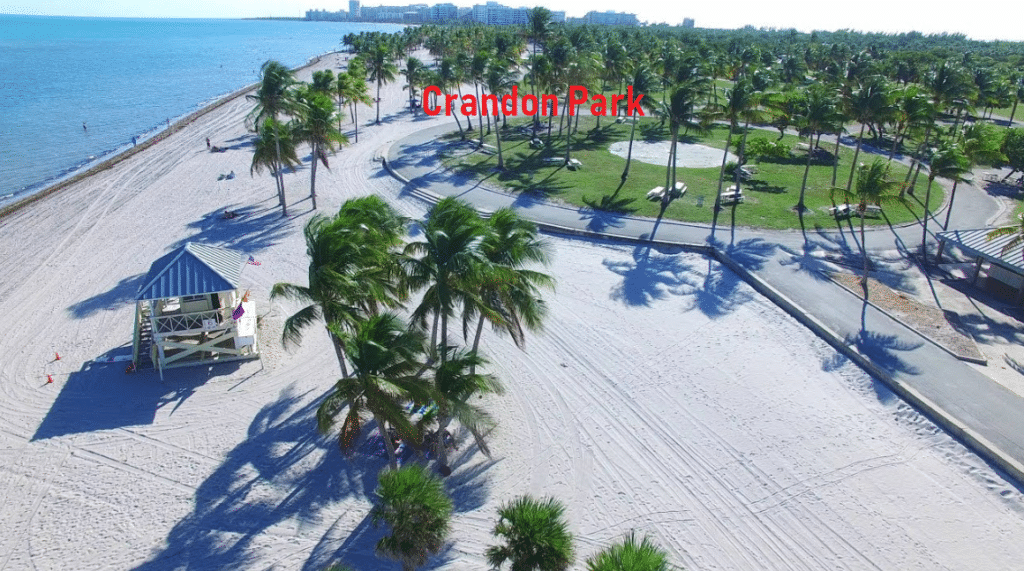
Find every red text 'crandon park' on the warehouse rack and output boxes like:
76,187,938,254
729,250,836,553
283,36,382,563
422,86,645,117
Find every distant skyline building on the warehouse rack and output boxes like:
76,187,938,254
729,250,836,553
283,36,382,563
682,17,695,28
582,10,638,26
349,0,360,18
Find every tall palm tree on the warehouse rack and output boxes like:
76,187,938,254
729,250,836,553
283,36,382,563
367,42,398,124
430,346,504,470
486,495,574,571
402,56,426,114
585,532,671,571
659,56,709,206
946,122,1006,228
711,79,757,229
250,117,300,216
271,196,407,379
921,144,969,262
527,7,553,138
294,90,348,210
341,58,373,143
371,464,453,571
405,198,491,361
484,63,517,169
319,313,430,470
620,63,658,185
311,69,335,95
247,60,299,214
831,160,910,286
843,77,895,193
795,84,842,212
466,207,553,361
438,57,467,139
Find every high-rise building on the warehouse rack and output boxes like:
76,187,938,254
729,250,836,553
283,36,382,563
349,0,361,19
682,17,695,28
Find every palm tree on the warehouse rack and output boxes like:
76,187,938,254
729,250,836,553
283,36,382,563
946,122,1006,228
585,532,671,571
247,60,299,215
311,69,335,95
402,56,426,114
486,495,574,571
711,79,757,229
341,58,373,142
371,464,453,571
831,160,910,286
404,198,490,361
795,84,842,212
466,208,553,361
921,144,969,262
430,346,504,470
620,63,658,185
294,90,348,210
367,41,398,124
843,77,895,193
319,313,430,470
484,63,517,169
527,7,553,138
438,57,467,139
250,117,300,216
987,215,1024,262
659,57,709,206
271,196,407,379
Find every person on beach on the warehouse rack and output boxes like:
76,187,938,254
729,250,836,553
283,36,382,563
206,137,210,149
82,122,87,132
132,136,137,147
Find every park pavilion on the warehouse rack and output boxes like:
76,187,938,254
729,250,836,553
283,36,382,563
132,242,259,378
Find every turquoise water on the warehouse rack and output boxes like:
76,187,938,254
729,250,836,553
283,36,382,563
0,15,404,207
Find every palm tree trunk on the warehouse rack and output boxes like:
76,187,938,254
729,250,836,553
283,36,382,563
310,141,319,210
495,120,504,169
434,412,453,470
475,83,484,145
712,126,736,230
797,138,813,211
375,412,400,471
845,123,867,192
1008,98,1019,128
620,109,638,183
831,130,842,187
563,94,572,165
274,133,288,217
905,120,934,196
860,213,869,287
328,327,349,378
922,177,935,263
376,79,382,124
944,179,960,229
470,312,486,374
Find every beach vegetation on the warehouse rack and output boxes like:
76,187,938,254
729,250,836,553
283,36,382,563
293,88,348,210
250,117,300,217
247,59,300,216
486,495,575,571
585,532,673,571
371,463,453,571
367,41,398,124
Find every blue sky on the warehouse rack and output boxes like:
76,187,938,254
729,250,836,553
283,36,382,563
4,0,1022,42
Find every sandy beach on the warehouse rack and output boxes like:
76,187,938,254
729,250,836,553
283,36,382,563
3,54,1024,570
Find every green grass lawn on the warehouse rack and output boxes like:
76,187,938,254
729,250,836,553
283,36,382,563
442,116,943,231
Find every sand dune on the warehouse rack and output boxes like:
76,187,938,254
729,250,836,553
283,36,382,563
2,56,1024,570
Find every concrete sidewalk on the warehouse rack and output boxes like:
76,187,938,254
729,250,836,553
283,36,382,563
384,123,1024,487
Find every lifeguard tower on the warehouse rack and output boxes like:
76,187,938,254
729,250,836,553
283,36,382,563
132,242,259,378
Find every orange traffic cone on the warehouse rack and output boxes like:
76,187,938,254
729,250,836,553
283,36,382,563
55,352,61,361
46,374,53,384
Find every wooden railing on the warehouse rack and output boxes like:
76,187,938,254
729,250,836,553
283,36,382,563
153,307,234,335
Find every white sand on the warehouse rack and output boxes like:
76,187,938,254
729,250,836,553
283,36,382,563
608,140,737,169
2,59,1024,570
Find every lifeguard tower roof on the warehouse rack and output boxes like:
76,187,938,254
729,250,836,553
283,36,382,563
137,242,245,301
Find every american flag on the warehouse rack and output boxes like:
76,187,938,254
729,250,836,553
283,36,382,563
247,255,261,266
232,303,245,320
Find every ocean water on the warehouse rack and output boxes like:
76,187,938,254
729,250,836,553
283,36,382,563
0,15,404,207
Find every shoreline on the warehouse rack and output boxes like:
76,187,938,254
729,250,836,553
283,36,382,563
0,51,343,220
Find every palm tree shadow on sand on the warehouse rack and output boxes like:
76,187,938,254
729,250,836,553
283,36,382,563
131,386,381,571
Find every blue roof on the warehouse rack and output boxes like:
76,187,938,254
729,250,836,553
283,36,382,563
137,243,245,300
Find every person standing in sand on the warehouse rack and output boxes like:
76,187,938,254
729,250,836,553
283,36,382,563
82,122,87,132
206,137,210,149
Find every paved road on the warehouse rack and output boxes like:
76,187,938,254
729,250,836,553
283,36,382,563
386,123,1024,486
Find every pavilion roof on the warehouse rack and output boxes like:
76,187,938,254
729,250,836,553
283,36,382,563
937,228,1024,275
137,242,245,300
